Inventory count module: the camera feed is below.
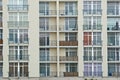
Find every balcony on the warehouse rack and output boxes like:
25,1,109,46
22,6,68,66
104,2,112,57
59,10,77,16
9,55,29,61
84,72,102,77
39,10,56,16
0,21,2,27
59,41,78,46
108,41,120,46
40,25,57,31
59,25,78,31
107,9,120,15
40,72,57,77
59,56,78,61
107,25,120,31
83,9,102,15
83,25,102,30
8,5,28,11
40,56,57,61
8,21,29,28
84,56,102,61
0,39,2,44
62,72,78,77
40,40,57,46
83,40,102,46
0,55,2,61
9,72,29,77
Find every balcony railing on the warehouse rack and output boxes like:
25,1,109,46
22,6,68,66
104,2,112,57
0,55,2,61
83,25,102,30
9,55,29,61
59,25,78,31
0,5,2,11
40,56,57,61
0,39,2,44
107,9,120,15
108,72,120,77
40,25,57,31
40,40,57,46
59,10,78,16
59,56,78,61
8,38,29,44
60,72,78,77
39,10,57,15
0,21,2,27
107,25,120,31
108,40,120,46
8,21,29,28
59,41,78,46
84,72,102,77
84,56,102,61
108,56,120,61
9,72,29,77
8,5,28,11
83,9,102,15
83,40,102,46
40,72,57,77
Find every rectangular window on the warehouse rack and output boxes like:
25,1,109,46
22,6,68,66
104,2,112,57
65,33,77,41
40,63,50,77
40,33,49,46
39,2,49,15
66,63,77,72
40,48,49,61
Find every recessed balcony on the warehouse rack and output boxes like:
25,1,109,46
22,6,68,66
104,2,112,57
83,40,102,46
83,24,102,30
40,40,57,46
40,72,57,77
84,72,103,77
40,56,57,61
39,25,57,32
59,41,78,46
107,25,120,31
84,56,102,61
8,5,28,11
63,72,78,77
83,9,102,15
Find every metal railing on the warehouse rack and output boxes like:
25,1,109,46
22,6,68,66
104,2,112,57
8,5,28,11
39,10,57,15
84,72,102,77
83,56,102,61
9,72,29,77
108,56,120,61
60,72,78,77
40,40,57,46
83,24,102,30
83,40,102,46
59,25,78,31
83,9,102,15
40,72,57,77
40,56,57,61
39,25,57,31
9,55,29,61
59,10,78,16
107,9,120,15
107,25,120,31
59,56,78,61
8,21,29,28
8,38,29,44
108,40,120,46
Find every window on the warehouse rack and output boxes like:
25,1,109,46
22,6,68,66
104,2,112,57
83,16,101,30
9,29,28,44
66,63,77,72
0,63,2,76
0,29,2,40
65,33,77,41
40,48,49,61
83,1,101,15
84,63,102,77
84,47,102,61
65,18,77,30
66,48,77,56
9,0,28,5
107,2,120,15
108,32,120,46
9,46,28,60
9,63,28,77
84,32,101,45
65,2,77,15
39,18,49,30
39,2,49,15
40,63,50,77
40,33,49,46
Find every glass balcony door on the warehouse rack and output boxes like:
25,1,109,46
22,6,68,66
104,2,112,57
40,33,49,46
40,18,49,31
40,48,49,61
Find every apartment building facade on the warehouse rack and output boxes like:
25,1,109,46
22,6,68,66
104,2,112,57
0,0,119,80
